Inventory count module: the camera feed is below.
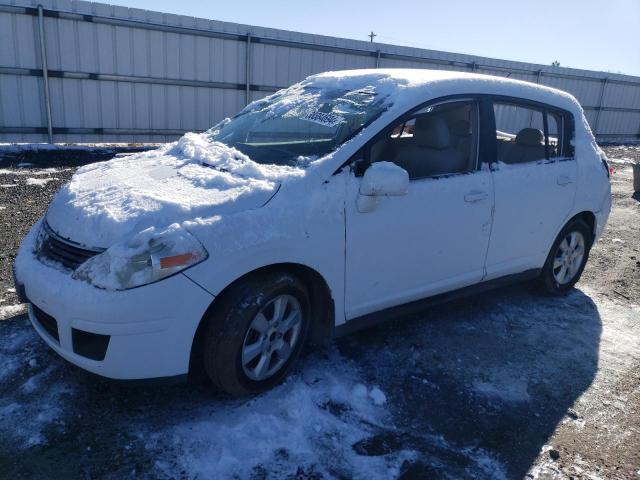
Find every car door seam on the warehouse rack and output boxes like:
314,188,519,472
480,172,496,281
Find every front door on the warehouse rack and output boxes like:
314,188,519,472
344,98,494,319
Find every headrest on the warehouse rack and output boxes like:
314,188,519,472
414,116,451,149
450,119,471,137
515,128,543,146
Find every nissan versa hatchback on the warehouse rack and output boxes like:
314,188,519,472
14,69,612,396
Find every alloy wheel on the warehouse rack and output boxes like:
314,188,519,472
553,231,586,285
241,294,303,381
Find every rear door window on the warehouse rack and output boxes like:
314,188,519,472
494,102,546,164
493,100,569,164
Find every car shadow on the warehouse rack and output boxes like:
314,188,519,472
0,283,601,479
337,283,602,478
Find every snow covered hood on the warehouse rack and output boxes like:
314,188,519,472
46,133,303,248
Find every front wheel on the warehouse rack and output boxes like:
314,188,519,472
539,219,592,294
201,272,310,396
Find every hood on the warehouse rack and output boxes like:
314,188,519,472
46,133,305,248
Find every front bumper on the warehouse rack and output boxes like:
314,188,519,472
14,222,214,380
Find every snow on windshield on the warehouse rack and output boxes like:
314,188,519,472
207,75,395,167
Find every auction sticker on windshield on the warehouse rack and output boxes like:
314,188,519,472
299,110,345,127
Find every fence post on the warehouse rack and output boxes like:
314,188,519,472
593,77,608,139
245,33,252,105
37,5,53,143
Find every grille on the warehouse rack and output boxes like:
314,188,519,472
32,304,59,342
38,223,103,270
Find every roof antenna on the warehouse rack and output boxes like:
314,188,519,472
368,31,376,43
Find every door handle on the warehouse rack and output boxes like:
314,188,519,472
464,191,488,203
557,175,573,186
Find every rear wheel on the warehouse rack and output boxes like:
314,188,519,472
539,219,592,294
201,272,310,396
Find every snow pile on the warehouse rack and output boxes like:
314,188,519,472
26,177,58,187
353,383,388,405
45,134,304,248
171,132,303,181
142,349,505,479
0,304,27,320
0,319,71,448
143,351,413,479
472,373,531,403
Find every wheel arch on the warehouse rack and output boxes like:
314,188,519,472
188,262,335,375
568,211,596,243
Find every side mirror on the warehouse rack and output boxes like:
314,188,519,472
357,161,409,213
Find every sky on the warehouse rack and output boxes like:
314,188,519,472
109,0,640,77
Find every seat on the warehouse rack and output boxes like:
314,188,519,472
391,116,466,178
500,128,546,164
450,119,471,146
450,119,473,161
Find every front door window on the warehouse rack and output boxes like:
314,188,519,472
369,100,479,179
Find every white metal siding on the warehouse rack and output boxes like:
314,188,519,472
0,0,638,143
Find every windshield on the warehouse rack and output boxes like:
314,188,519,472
207,82,391,167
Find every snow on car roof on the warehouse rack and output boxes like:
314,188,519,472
307,68,582,114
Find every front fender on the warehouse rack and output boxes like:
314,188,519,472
182,177,347,325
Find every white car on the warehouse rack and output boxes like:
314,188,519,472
14,69,611,396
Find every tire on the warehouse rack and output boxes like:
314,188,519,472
201,272,310,396
539,218,593,295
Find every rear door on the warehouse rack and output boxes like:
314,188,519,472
485,98,577,279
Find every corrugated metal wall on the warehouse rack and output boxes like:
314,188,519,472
1,0,639,144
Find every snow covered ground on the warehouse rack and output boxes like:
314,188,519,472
0,145,638,478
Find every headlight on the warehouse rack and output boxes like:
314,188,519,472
73,223,208,290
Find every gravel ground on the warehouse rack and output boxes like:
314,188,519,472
0,145,638,479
